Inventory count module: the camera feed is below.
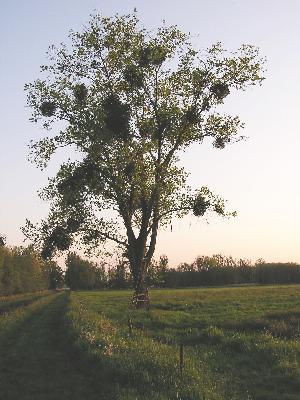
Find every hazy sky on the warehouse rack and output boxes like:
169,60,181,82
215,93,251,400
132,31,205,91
1,0,300,266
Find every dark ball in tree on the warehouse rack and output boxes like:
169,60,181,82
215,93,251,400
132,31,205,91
40,101,56,117
138,46,152,67
74,84,88,103
210,82,230,100
103,94,130,141
214,137,226,149
150,45,168,66
124,162,135,178
123,65,144,88
184,108,199,124
67,217,82,233
139,45,167,67
193,195,210,216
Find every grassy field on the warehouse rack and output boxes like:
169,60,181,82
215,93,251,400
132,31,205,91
1,286,300,399
0,290,53,315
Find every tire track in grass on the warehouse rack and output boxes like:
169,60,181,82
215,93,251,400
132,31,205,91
0,291,54,315
0,292,111,400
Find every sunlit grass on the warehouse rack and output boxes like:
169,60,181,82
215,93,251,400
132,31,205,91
72,285,300,399
1,286,300,399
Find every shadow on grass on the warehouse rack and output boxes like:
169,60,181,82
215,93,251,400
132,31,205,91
0,293,119,400
139,306,300,399
223,311,300,339
183,314,300,400
0,292,53,315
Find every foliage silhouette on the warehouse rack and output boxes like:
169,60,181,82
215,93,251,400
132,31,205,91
23,12,265,304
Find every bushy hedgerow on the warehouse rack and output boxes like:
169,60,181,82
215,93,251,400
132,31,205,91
0,245,62,296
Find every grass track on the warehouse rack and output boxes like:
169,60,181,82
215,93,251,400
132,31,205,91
2,285,300,399
0,292,112,400
0,290,54,315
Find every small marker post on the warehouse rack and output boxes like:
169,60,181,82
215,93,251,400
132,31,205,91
179,343,184,376
128,316,133,335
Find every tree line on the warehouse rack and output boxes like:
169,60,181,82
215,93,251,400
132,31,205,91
0,241,63,296
64,253,170,290
64,253,300,290
166,255,300,287
1,236,300,295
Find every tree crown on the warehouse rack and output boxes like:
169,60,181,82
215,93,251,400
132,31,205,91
23,13,265,260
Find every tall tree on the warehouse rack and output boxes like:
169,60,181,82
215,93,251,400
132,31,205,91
23,13,264,306
43,260,64,289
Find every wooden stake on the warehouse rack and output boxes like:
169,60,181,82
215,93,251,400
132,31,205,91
128,316,133,335
179,343,184,375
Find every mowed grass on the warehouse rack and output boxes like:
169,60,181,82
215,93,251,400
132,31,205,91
1,285,300,399
0,290,54,315
0,291,114,400
73,285,300,400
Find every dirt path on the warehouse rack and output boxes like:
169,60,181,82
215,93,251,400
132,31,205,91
0,293,110,400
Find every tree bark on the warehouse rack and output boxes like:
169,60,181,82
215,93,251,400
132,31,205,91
121,201,154,309
130,245,150,309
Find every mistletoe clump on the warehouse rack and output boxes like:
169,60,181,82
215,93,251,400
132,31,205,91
49,226,72,251
123,65,144,88
210,82,230,100
213,137,226,149
41,242,55,260
155,110,171,138
184,108,200,124
74,83,88,103
193,195,210,216
67,217,82,233
40,101,56,117
139,44,168,67
103,94,130,141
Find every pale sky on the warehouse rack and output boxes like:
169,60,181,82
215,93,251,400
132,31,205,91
1,0,300,266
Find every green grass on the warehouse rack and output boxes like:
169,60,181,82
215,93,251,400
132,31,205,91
0,291,112,399
0,290,54,314
73,285,300,399
1,285,300,399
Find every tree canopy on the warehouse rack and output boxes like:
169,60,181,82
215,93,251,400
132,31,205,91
23,12,265,301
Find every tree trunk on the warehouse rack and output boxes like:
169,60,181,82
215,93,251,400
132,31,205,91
131,260,150,309
123,208,153,309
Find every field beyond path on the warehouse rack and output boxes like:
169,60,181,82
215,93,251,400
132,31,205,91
1,285,300,399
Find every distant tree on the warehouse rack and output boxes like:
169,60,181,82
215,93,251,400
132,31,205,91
43,260,64,289
108,259,131,289
0,246,48,295
23,13,265,306
147,255,168,287
0,235,6,247
94,262,108,288
65,253,89,289
65,252,106,289
1,256,17,295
